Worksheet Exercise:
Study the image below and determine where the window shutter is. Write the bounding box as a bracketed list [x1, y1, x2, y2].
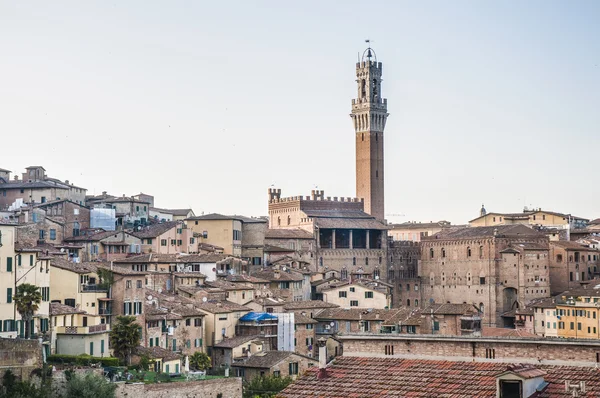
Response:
[7, 257, 12, 272]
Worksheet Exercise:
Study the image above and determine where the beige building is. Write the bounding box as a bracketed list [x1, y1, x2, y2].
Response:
[64, 229, 142, 262]
[49, 259, 111, 355]
[0, 166, 87, 210]
[195, 299, 251, 356]
[320, 281, 391, 309]
[469, 206, 588, 229]
[231, 351, 315, 381]
[133, 221, 197, 254]
[0, 223, 18, 337]
[213, 334, 266, 369]
[420, 224, 551, 328]
[548, 240, 599, 294]
[185, 214, 244, 257]
[389, 221, 452, 242]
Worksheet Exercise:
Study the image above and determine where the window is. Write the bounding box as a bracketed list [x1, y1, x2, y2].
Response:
[177, 239, 182, 246]
[415, 299, 419, 307]
[194, 318, 202, 327]
[7, 257, 12, 272]
[479, 246, 484, 258]
[190, 238, 195, 244]
[339, 291, 347, 298]
[161, 239, 167, 246]
[7, 288, 12, 303]
[430, 248, 434, 259]
[306, 324, 313, 330]
[407, 299, 411, 306]
[39, 230, 45, 240]
[480, 277, 486, 285]
[350, 300, 359, 307]
[136, 280, 142, 289]
[49, 229, 56, 240]
[171, 239, 176, 246]
[467, 247, 471, 257]
[485, 348, 495, 359]
[365, 257, 369, 265]
[414, 285, 419, 291]
[350, 287, 355, 292]
[365, 291, 374, 299]
[288, 362, 299, 376]
[29, 255, 33, 266]
[352, 257, 356, 266]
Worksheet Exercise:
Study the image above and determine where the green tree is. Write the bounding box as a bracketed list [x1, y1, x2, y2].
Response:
[65, 371, 116, 398]
[13, 283, 42, 339]
[96, 268, 114, 291]
[109, 315, 140, 365]
[0, 369, 48, 398]
[243, 374, 293, 398]
[189, 352, 211, 371]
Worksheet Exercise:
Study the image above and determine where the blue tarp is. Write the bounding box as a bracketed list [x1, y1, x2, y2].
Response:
[239, 312, 278, 322]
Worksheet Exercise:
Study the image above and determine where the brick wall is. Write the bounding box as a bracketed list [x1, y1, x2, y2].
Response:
[339, 334, 600, 365]
[0, 338, 42, 380]
[115, 377, 242, 398]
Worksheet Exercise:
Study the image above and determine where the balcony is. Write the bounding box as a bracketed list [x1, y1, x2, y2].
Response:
[316, 326, 338, 335]
[81, 284, 108, 292]
[55, 324, 109, 335]
[98, 308, 112, 315]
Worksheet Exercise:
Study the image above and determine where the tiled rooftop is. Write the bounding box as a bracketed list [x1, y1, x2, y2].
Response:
[278, 357, 600, 397]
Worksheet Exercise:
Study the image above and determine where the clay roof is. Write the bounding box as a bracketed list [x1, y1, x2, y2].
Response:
[226, 274, 269, 284]
[423, 303, 480, 316]
[231, 351, 299, 369]
[186, 213, 266, 223]
[64, 230, 135, 242]
[294, 313, 318, 324]
[134, 346, 181, 362]
[550, 241, 599, 251]
[132, 221, 179, 238]
[50, 302, 86, 315]
[265, 229, 314, 240]
[427, 224, 543, 240]
[263, 244, 296, 253]
[150, 207, 193, 217]
[482, 327, 538, 338]
[390, 221, 451, 230]
[251, 269, 304, 282]
[96, 263, 148, 275]
[315, 308, 411, 322]
[214, 335, 265, 349]
[313, 216, 388, 230]
[529, 297, 557, 309]
[196, 300, 251, 314]
[50, 258, 102, 274]
[278, 357, 600, 397]
[283, 301, 339, 311]
[205, 280, 253, 291]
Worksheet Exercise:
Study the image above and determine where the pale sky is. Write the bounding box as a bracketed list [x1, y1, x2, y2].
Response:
[1, 1, 598, 224]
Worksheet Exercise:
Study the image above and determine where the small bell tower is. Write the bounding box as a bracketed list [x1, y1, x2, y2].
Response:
[351, 42, 389, 221]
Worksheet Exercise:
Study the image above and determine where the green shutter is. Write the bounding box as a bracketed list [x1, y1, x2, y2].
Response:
[90, 342, 94, 356]
[199, 338, 202, 347]
[7, 288, 12, 304]
[17, 255, 21, 266]
[149, 338, 153, 347]
[6, 257, 12, 272]
[155, 337, 159, 347]
[30, 255, 33, 266]
[172, 339, 176, 351]
[175, 364, 179, 374]
[166, 364, 169, 374]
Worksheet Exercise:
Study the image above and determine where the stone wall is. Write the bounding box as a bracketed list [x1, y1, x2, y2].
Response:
[0, 338, 42, 380]
[115, 377, 242, 398]
[339, 334, 600, 366]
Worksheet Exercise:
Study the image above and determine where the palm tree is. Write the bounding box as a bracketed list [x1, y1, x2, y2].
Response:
[109, 316, 141, 365]
[13, 283, 42, 339]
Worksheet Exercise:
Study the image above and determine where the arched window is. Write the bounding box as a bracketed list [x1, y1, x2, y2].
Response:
[277, 217, 281, 227]
[373, 268, 380, 279]
[361, 79, 366, 98]
[430, 248, 434, 259]
[479, 302, 484, 314]
[441, 248, 446, 258]
[479, 246, 484, 258]
[287, 215, 291, 226]
[415, 299, 418, 307]
[365, 257, 369, 266]
[467, 247, 471, 257]
[407, 299, 411, 307]
[341, 268, 348, 280]
[352, 257, 356, 266]
[319, 257, 323, 267]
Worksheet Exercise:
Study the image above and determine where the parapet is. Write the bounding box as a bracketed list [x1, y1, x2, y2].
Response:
[355, 61, 383, 70]
[267, 188, 364, 206]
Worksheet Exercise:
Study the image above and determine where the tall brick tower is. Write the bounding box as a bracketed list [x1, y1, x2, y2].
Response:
[351, 45, 388, 221]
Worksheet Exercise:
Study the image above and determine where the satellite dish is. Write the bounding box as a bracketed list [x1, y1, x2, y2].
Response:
[282, 267, 287, 271]
[147, 295, 153, 300]
[202, 297, 208, 302]
[157, 288, 163, 293]
[60, 248, 65, 253]
[330, 321, 335, 327]
[375, 275, 379, 280]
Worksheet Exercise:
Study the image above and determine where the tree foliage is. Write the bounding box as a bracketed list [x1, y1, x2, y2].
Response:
[65, 371, 116, 398]
[109, 316, 140, 365]
[0, 370, 48, 398]
[96, 268, 114, 291]
[243, 374, 293, 398]
[13, 283, 42, 339]
[189, 352, 211, 371]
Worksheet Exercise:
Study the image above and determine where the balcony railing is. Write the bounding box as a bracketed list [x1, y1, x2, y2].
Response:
[81, 284, 108, 292]
[98, 308, 112, 315]
[55, 324, 109, 335]
[316, 327, 338, 335]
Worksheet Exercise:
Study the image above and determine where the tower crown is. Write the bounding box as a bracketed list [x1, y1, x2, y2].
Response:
[350, 47, 388, 133]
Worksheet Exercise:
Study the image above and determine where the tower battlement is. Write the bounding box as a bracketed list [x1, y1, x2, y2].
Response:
[356, 61, 383, 70]
[267, 188, 363, 205]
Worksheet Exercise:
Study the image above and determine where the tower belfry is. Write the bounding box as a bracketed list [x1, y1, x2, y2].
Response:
[351, 44, 388, 221]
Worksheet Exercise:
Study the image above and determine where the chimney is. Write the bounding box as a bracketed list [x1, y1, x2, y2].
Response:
[317, 337, 328, 379]
[65, 180, 69, 184]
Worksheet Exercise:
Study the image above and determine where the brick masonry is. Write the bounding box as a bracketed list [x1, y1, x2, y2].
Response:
[339, 334, 600, 366]
[0, 338, 43, 380]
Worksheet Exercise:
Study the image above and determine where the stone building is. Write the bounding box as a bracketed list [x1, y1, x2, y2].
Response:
[548, 240, 599, 294]
[267, 189, 387, 279]
[231, 351, 315, 381]
[388, 221, 452, 242]
[469, 205, 589, 230]
[86, 192, 150, 228]
[350, 46, 388, 221]
[388, 240, 421, 308]
[420, 224, 551, 327]
[0, 166, 87, 210]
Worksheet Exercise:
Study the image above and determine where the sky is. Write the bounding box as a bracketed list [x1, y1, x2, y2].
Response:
[0, 1, 599, 225]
